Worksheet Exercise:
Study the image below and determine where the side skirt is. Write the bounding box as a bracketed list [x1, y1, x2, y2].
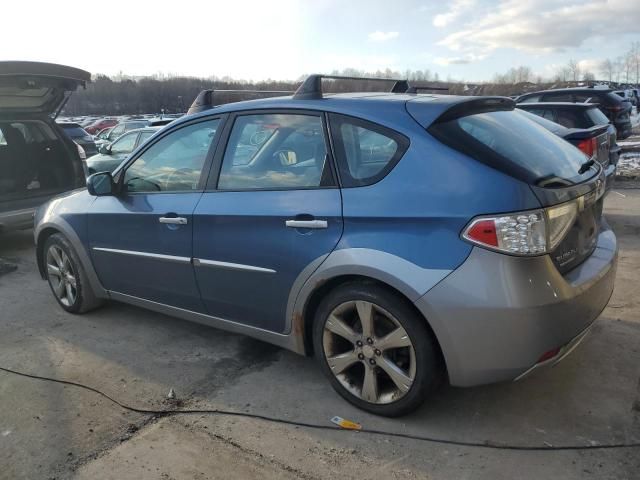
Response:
[108, 291, 305, 354]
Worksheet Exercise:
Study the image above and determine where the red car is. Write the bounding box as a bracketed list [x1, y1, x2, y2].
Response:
[85, 118, 118, 134]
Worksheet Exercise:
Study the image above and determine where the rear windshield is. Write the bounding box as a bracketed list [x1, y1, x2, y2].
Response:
[586, 107, 610, 126]
[429, 110, 596, 187]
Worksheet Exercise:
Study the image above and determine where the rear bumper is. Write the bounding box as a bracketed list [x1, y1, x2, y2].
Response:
[604, 163, 616, 192]
[415, 222, 618, 387]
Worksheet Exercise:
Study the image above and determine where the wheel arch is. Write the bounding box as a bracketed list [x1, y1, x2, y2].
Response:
[298, 272, 449, 382]
[35, 220, 108, 298]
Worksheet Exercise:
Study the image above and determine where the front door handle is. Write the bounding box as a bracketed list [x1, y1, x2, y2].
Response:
[285, 219, 328, 229]
[159, 217, 188, 225]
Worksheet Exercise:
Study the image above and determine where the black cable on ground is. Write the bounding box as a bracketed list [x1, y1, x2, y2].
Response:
[1, 365, 639, 452]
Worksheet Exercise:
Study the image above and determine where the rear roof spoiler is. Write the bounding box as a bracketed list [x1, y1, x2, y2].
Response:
[406, 96, 515, 128]
[432, 97, 515, 124]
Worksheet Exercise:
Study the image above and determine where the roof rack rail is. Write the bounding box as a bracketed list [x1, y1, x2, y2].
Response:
[187, 89, 294, 115]
[293, 74, 409, 100]
[405, 85, 449, 93]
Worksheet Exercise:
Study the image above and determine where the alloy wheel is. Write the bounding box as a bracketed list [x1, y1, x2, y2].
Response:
[46, 245, 78, 307]
[322, 300, 416, 404]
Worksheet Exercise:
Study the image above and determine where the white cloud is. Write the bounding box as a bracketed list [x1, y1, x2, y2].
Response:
[434, 54, 487, 66]
[437, 0, 640, 61]
[368, 31, 400, 42]
[433, 0, 476, 27]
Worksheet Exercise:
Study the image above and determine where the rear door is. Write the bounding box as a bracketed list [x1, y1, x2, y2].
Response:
[192, 110, 343, 333]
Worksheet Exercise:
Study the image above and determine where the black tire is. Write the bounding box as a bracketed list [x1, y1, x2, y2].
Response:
[43, 233, 103, 314]
[313, 282, 443, 417]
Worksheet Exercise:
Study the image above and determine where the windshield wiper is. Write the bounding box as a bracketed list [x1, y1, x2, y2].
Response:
[578, 158, 595, 174]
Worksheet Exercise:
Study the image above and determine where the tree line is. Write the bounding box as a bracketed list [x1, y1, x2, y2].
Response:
[63, 56, 640, 116]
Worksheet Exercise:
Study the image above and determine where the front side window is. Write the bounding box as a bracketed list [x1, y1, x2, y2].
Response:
[329, 114, 408, 187]
[217, 113, 331, 190]
[110, 132, 138, 154]
[124, 119, 219, 193]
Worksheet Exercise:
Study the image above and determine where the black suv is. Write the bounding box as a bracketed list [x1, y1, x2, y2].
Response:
[516, 102, 621, 168]
[58, 122, 98, 156]
[516, 88, 632, 139]
[0, 62, 88, 232]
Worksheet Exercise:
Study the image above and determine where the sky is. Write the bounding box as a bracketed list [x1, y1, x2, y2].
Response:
[2, 0, 639, 82]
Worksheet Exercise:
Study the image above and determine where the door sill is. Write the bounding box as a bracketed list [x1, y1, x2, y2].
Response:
[107, 291, 303, 354]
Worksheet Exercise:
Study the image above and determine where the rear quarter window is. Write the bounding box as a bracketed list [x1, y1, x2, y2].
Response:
[429, 110, 596, 187]
[328, 114, 408, 187]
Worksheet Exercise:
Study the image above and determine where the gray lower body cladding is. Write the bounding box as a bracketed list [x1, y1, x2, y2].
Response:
[415, 223, 617, 387]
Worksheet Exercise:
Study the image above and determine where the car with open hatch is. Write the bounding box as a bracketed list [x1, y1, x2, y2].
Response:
[0, 61, 89, 233]
[34, 75, 618, 416]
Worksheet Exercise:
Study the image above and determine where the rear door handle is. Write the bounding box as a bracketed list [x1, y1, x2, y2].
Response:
[285, 219, 328, 229]
[159, 217, 188, 225]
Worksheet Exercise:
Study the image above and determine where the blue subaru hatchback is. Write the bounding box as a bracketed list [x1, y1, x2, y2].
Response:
[35, 74, 617, 416]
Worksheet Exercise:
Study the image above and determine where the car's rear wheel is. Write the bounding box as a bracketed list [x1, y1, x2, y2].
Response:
[44, 233, 103, 314]
[313, 282, 442, 417]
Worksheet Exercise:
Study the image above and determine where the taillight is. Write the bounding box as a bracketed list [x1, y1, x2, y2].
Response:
[462, 201, 578, 256]
[577, 138, 597, 158]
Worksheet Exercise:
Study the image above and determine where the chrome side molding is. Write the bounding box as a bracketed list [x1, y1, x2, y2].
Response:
[92, 247, 191, 264]
[193, 258, 276, 273]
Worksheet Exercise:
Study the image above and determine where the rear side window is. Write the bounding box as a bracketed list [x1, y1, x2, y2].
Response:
[518, 94, 541, 103]
[429, 110, 596, 187]
[329, 114, 408, 187]
[543, 92, 573, 102]
[217, 113, 332, 190]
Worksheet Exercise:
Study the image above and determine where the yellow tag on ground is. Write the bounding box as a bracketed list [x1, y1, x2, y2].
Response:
[331, 416, 362, 430]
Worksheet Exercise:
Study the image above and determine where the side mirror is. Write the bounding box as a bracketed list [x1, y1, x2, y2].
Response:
[87, 172, 114, 196]
[99, 144, 111, 155]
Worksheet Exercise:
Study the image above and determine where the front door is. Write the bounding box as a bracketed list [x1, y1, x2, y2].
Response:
[88, 118, 223, 312]
[193, 111, 343, 333]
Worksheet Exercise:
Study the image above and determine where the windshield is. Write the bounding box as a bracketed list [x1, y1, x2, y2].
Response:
[429, 110, 596, 187]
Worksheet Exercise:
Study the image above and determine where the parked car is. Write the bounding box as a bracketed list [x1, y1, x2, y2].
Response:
[0, 61, 89, 232]
[613, 90, 637, 107]
[86, 127, 159, 174]
[85, 117, 118, 135]
[516, 87, 633, 139]
[516, 109, 613, 189]
[516, 102, 620, 184]
[103, 120, 151, 143]
[34, 76, 617, 416]
[57, 122, 98, 157]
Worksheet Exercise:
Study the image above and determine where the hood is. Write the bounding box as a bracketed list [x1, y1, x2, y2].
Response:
[0, 61, 90, 116]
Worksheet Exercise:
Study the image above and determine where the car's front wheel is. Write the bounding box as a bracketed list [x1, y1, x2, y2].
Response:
[313, 282, 443, 417]
[44, 233, 103, 314]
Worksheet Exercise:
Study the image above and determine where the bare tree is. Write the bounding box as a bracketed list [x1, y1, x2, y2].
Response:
[599, 59, 615, 83]
[567, 59, 581, 81]
[583, 71, 595, 81]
